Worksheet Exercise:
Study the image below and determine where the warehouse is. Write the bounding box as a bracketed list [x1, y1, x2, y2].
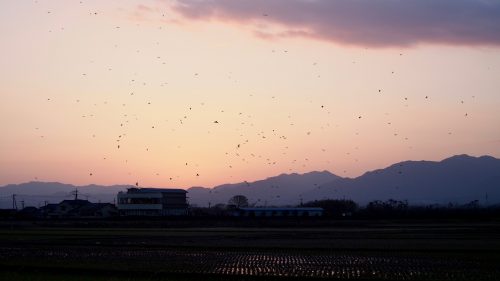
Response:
[231, 207, 324, 217]
[117, 188, 188, 216]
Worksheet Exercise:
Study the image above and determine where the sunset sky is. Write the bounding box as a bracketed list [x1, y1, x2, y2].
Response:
[1, 0, 499, 188]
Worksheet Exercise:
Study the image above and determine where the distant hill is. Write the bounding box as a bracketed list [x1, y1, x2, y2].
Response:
[1, 155, 499, 208]
[0, 182, 130, 208]
[187, 171, 340, 207]
[188, 155, 500, 206]
[301, 155, 500, 205]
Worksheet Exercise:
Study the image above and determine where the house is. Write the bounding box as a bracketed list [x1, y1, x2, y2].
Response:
[0, 209, 17, 219]
[39, 203, 59, 218]
[117, 188, 188, 216]
[70, 203, 118, 218]
[57, 199, 92, 217]
[39, 200, 118, 218]
[16, 206, 40, 219]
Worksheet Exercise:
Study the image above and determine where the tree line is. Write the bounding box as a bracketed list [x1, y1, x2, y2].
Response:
[190, 195, 500, 219]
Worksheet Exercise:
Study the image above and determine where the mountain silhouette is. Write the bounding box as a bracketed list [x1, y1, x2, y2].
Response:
[302, 155, 500, 205]
[0, 182, 129, 208]
[1, 155, 499, 208]
[187, 171, 340, 207]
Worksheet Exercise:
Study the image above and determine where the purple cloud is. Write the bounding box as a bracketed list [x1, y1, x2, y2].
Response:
[173, 0, 500, 47]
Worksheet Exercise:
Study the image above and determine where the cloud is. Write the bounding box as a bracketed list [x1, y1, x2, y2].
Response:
[173, 0, 500, 48]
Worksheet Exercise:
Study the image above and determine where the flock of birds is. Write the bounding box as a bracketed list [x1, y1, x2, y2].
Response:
[28, 1, 479, 192]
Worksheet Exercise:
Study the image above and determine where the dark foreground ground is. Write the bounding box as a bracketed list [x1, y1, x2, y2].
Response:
[1, 219, 499, 281]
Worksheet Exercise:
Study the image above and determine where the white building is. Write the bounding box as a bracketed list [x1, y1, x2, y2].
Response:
[117, 188, 188, 216]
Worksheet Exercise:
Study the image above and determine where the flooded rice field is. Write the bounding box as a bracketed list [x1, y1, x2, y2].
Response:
[0, 246, 498, 280]
[1, 222, 499, 280]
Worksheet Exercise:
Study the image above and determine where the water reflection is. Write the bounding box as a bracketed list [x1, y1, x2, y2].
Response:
[0, 247, 486, 280]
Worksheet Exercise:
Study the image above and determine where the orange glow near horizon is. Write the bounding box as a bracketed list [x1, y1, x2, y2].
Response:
[1, 1, 499, 189]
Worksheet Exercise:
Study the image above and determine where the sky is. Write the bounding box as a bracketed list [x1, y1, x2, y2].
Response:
[1, 0, 499, 188]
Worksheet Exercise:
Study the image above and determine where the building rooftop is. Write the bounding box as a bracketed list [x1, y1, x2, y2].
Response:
[124, 188, 187, 194]
[239, 207, 324, 211]
[60, 199, 91, 206]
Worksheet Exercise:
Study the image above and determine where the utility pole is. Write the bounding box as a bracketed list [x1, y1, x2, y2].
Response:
[12, 194, 17, 210]
[72, 189, 79, 200]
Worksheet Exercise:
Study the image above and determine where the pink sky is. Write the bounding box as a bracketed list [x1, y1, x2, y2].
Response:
[0, 0, 499, 188]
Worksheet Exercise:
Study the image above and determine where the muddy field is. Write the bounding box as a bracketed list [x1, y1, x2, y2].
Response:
[1, 220, 499, 281]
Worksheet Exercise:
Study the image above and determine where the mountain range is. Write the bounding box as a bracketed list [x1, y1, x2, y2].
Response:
[1, 154, 499, 209]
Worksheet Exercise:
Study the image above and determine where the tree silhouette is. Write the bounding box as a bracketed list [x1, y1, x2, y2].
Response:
[303, 199, 358, 217]
[228, 195, 249, 208]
